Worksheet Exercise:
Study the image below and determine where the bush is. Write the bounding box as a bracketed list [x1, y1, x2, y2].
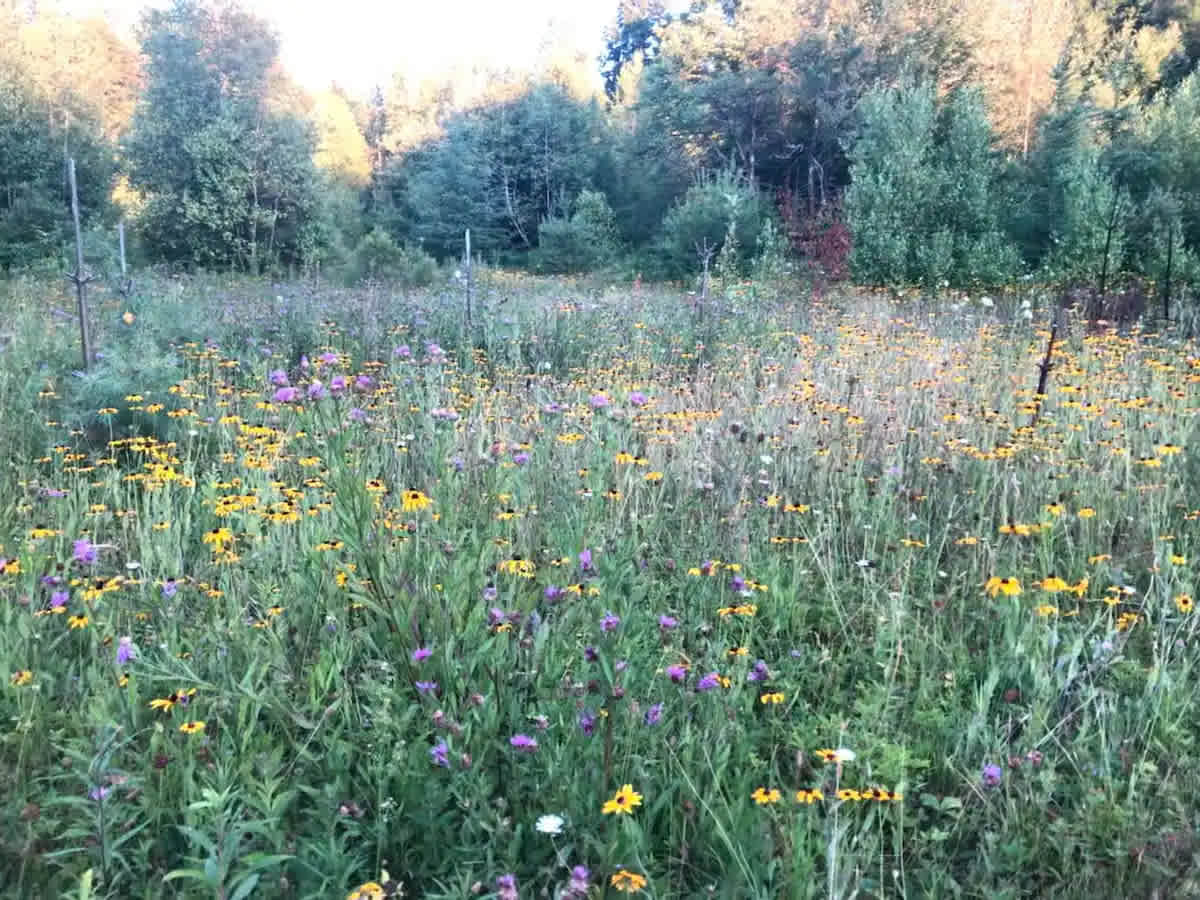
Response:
[532, 190, 621, 274]
[346, 228, 438, 287]
[657, 171, 768, 279]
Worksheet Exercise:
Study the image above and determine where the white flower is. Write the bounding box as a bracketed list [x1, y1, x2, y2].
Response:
[535, 813, 564, 835]
[832, 748, 856, 763]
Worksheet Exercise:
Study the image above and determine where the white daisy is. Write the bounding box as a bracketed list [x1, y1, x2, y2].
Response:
[535, 813, 564, 835]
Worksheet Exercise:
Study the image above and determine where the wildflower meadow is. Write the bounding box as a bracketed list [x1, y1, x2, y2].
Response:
[1, 271, 1199, 899]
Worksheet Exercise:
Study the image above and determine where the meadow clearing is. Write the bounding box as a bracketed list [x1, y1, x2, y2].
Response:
[1, 271, 1198, 899]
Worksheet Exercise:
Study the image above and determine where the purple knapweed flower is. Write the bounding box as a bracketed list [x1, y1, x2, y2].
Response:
[347, 407, 368, 423]
[512, 451, 531, 466]
[510, 734, 538, 752]
[589, 393, 609, 409]
[412, 647, 432, 663]
[483, 584, 498, 603]
[584, 646, 599, 663]
[658, 614, 678, 630]
[272, 386, 299, 404]
[544, 585, 565, 603]
[645, 703, 663, 726]
[578, 548, 593, 572]
[600, 611, 620, 633]
[981, 764, 1003, 788]
[89, 786, 111, 802]
[578, 710, 596, 736]
[50, 589, 70, 607]
[73, 538, 98, 565]
[415, 681, 437, 694]
[496, 874, 518, 900]
[299, 355, 309, 370]
[329, 375, 346, 393]
[393, 344, 412, 358]
[629, 390, 648, 407]
[666, 664, 687, 683]
[747, 660, 769, 682]
[430, 740, 449, 767]
[567, 865, 590, 897]
[161, 579, 177, 599]
[355, 375, 373, 390]
[730, 574, 747, 593]
[269, 369, 289, 386]
[116, 636, 135, 665]
[696, 672, 721, 692]
[319, 351, 338, 365]
[307, 380, 326, 400]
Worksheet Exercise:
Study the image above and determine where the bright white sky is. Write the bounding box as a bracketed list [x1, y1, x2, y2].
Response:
[52, 0, 622, 97]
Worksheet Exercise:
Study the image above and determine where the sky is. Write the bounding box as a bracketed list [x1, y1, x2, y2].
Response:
[53, 0, 622, 97]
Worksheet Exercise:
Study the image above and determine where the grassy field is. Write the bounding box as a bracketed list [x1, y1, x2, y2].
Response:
[1, 270, 1199, 899]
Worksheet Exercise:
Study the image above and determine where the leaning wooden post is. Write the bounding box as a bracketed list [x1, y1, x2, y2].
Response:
[68, 158, 93, 371]
[118, 221, 127, 277]
[464, 228, 473, 333]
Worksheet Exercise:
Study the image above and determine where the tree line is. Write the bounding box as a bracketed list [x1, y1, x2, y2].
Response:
[2, 0, 1200, 295]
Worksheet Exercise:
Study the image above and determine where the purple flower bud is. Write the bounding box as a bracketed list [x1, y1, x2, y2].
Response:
[645, 702, 663, 726]
[579, 548, 593, 572]
[578, 710, 596, 736]
[600, 611, 620, 633]
[981, 764, 1003, 788]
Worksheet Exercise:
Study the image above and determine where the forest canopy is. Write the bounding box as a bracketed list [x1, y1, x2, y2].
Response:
[2, 0, 1199, 292]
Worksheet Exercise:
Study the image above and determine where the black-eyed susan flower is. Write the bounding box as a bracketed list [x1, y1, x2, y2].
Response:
[346, 881, 386, 900]
[759, 692, 784, 705]
[401, 489, 431, 511]
[67, 614, 89, 630]
[836, 788, 863, 802]
[602, 783, 642, 815]
[985, 576, 1022, 597]
[1175, 594, 1194, 614]
[610, 870, 647, 893]
[795, 788, 823, 805]
[751, 787, 781, 805]
[179, 721, 205, 734]
[1037, 575, 1070, 593]
[10, 670, 33, 686]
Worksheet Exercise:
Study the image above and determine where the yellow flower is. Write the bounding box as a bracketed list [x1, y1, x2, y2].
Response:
[179, 721, 206, 734]
[955, 536, 979, 546]
[10, 669, 33, 686]
[122, 311, 135, 325]
[985, 576, 1022, 597]
[401, 489, 432, 511]
[644, 471, 664, 482]
[795, 788, 823, 805]
[836, 789, 863, 801]
[610, 870, 648, 893]
[602, 783, 643, 815]
[752, 787, 781, 805]
[1175, 594, 1194, 614]
[1077, 507, 1096, 519]
[1037, 575, 1069, 593]
[67, 615, 90, 630]
[1035, 604, 1059, 617]
[347, 882, 386, 900]
[1044, 502, 1064, 517]
[1169, 554, 1186, 566]
[759, 692, 784, 705]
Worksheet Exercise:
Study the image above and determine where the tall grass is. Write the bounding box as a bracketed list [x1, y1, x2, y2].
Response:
[1, 271, 1198, 899]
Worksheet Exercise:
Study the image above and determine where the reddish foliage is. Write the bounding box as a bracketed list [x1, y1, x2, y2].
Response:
[778, 189, 851, 282]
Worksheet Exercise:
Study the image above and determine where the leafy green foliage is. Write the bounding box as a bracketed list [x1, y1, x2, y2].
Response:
[846, 82, 1022, 287]
[125, 0, 324, 272]
[656, 170, 770, 279]
[532, 190, 621, 274]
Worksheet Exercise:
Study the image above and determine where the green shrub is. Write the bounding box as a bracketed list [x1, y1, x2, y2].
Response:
[532, 190, 621, 274]
[656, 171, 767, 279]
[346, 228, 438, 287]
